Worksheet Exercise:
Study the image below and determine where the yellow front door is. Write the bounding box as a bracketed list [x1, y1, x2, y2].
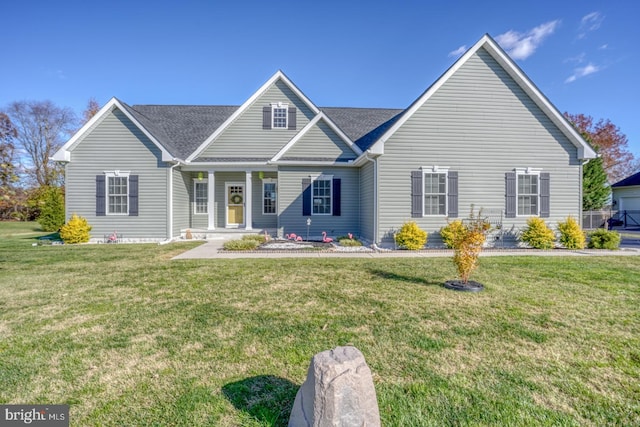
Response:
[227, 185, 244, 226]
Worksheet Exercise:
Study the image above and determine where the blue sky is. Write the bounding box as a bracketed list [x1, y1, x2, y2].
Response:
[2, 0, 638, 157]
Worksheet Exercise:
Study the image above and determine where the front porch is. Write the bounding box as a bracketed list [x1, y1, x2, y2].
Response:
[175, 168, 278, 234]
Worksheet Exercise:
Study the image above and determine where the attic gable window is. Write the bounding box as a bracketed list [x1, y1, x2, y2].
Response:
[263, 103, 296, 130]
[272, 104, 287, 128]
[272, 103, 288, 128]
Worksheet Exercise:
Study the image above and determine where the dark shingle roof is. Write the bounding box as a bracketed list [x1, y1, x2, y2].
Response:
[321, 107, 405, 151]
[118, 102, 404, 159]
[612, 171, 640, 187]
[125, 104, 239, 159]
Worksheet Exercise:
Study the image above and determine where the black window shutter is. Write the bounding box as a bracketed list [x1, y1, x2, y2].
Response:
[288, 107, 297, 130]
[411, 170, 423, 218]
[262, 106, 271, 130]
[539, 172, 550, 218]
[448, 171, 458, 218]
[302, 178, 311, 216]
[129, 175, 139, 216]
[505, 172, 516, 218]
[332, 178, 341, 216]
[96, 175, 105, 216]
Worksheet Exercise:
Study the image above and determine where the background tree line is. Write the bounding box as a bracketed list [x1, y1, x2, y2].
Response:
[0, 98, 98, 229]
[0, 98, 637, 230]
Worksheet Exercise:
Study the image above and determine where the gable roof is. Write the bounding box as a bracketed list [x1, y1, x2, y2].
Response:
[124, 105, 238, 160]
[612, 171, 640, 188]
[52, 97, 176, 162]
[320, 107, 404, 151]
[186, 70, 321, 162]
[368, 34, 597, 160]
[271, 112, 362, 162]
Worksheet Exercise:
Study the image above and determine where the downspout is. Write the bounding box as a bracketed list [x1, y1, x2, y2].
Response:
[364, 152, 378, 245]
[161, 160, 181, 244]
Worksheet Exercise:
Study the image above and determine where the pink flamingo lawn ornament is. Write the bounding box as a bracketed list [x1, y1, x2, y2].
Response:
[322, 231, 333, 243]
[285, 233, 303, 241]
[295, 235, 303, 241]
[348, 233, 353, 240]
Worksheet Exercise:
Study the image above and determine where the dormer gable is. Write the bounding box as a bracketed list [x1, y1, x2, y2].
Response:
[187, 71, 320, 162]
[272, 113, 362, 163]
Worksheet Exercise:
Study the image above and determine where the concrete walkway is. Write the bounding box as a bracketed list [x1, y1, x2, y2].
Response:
[172, 238, 640, 260]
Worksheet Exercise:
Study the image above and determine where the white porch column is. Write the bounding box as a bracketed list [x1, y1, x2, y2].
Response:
[245, 171, 253, 230]
[207, 170, 215, 230]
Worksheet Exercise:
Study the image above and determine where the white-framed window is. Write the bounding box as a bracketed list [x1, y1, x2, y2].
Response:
[312, 176, 332, 215]
[262, 179, 277, 215]
[194, 179, 208, 214]
[272, 102, 288, 129]
[106, 171, 129, 215]
[423, 168, 448, 216]
[517, 171, 539, 216]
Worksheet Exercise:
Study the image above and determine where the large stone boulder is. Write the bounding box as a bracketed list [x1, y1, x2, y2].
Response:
[289, 346, 380, 427]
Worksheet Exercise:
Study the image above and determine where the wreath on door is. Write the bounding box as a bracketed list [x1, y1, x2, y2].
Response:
[230, 193, 243, 204]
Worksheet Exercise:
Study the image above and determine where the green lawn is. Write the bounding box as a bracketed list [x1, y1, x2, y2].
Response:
[1, 222, 639, 426]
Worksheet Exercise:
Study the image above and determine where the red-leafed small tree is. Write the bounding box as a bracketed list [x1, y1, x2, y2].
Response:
[565, 113, 638, 184]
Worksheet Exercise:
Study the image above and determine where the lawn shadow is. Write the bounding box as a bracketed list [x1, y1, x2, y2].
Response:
[368, 268, 444, 287]
[222, 375, 298, 427]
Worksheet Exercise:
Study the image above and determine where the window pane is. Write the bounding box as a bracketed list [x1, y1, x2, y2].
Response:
[108, 176, 128, 214]
[273, 107, 287, 128]
[517, 174, 539, 215]
[423, 173, 446, 215]
[312, 179, 331, 214]
[263, 182, 276, 214]
[195, 182, 208, 214]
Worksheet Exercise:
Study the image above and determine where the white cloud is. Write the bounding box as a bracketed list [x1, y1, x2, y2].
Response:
[495, 20, 560, 60]
[578, 12, 604, 38]
[448, 45, 467, 57]
[565, 63, 600, 83]
[581, 12, 604, 31]
[598, 44, 608, 50]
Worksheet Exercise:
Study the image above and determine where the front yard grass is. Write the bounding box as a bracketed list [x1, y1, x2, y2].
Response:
[0, 222, 639, 426]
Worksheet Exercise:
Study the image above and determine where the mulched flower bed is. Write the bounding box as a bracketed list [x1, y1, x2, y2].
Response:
[258, 240, 336, 251]
[443, 280, 484, 292]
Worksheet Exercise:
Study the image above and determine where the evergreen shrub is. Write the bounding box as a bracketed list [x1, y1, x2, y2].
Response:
[37, 186, 65, 232]
[440, 220, 466, 249]
[59, 214, 92, 244]
[557, 216, 586, 249]
[519, 217, 556, 249]
[395, 221, 427, 250]
[588, 229, 621, 250]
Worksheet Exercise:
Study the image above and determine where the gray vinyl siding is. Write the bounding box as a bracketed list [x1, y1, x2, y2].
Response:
[252, 172, 278, 230]
[65, 108, 169, 239]
[283, 121, 357, 161]
[359, 161, 375, 242]
[173, 169, 190, 236]
[277, 167, 359, 239]
[377, 47, 580, 245]
[198, 80, 315, 159]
